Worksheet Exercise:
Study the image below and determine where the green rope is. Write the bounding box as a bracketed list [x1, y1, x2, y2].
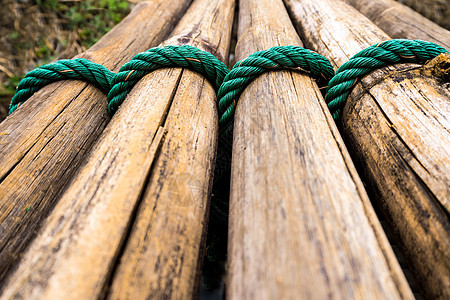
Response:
[9, 45, 334, 130]
[217, 46, 335, 135]
[326, 39, 449, 120]
[9, 59, 115, 114]
[107, 45, 229, 115]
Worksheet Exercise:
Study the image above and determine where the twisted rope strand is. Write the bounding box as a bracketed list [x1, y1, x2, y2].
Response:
[106, 45, 229, 115]
[325, 39, 449, 120]
[216, 45, 335, 135]
[9, 59, 115, 114]
[10, 41, 447, 127]
[9, 45, 335, 130]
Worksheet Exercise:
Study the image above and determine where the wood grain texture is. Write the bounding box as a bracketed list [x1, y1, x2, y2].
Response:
[284, 0, 450, 297]
[0, 0, 192, 284]
[109, 0, 234, 298]
[227, 0, 413, 299]
[342, 0, 450, 49]
[0, 0, 234, 299]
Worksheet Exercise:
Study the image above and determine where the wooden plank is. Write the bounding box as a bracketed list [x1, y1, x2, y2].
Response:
[342, 0, 450, 49]
[227, 0, 413, 299]
[0, 0, 192, 284]
[0, 0, 234, 299]
[284, 0, 450, 298]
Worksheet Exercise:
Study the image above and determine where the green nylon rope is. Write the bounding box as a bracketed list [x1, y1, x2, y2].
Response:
[107, 45, 229, 115]
[217, 46, 335, 135]
[9, 44, 334, 136]
[326, 39, 449, 120]
[9, 59, 115, 114]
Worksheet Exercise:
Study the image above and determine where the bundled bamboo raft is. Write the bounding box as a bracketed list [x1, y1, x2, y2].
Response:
[0, 0, 191, 283]
[0, 0, 448, 299]
[284, 0, 449, 297]
[0, 0, 234, 299]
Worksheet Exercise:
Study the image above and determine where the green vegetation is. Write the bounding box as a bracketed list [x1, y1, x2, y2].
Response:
[36, 0, 130, 49]
[0, 75, 23, 97]
[59, 0, 129, 47]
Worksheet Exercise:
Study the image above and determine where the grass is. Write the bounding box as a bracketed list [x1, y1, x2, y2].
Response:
[35, 0, 130, 47]
[0, 0, 133, 121]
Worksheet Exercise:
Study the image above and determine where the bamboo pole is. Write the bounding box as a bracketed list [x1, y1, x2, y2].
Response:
[226, 0, 413, 299]
[397, 0, 450, 30]
[284, 0, 450, 298]
[0, 0, 234, 299]
[0, 0, 191, 284]
[342, 0, 450, 49]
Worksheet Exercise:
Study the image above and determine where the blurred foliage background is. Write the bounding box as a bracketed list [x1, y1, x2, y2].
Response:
[0, 0, 136, 120]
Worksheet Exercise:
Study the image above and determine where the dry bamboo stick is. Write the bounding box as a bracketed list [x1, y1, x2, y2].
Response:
[226, 0, 413, 299]
[0, 0, 192, 284]
[342, 0, 450, 49]
[0, 0, 234, 299]
[284, 0, 450, 297]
